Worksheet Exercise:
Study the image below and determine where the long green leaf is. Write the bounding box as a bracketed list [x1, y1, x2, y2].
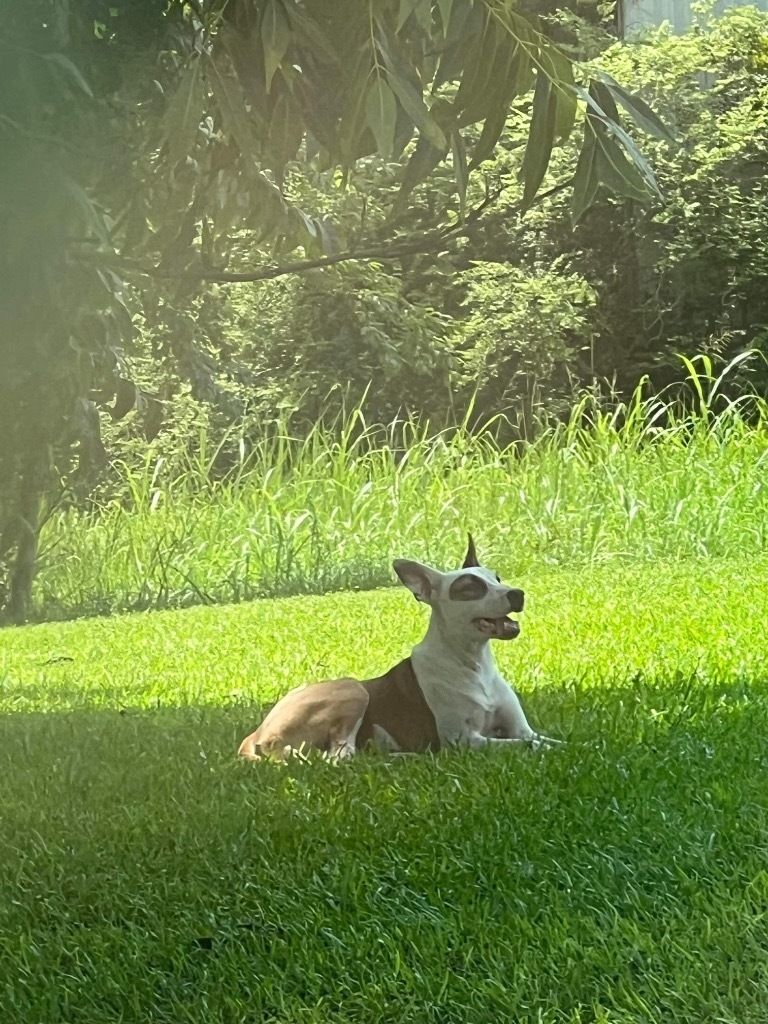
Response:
[397, 0, 432, 33]
[437, 0, 454, 33]
[570, 128, 599, 226]
[394, 136, 447, 211]
[208, 58, 256, 155]
[597, 72, 678, 144]
[593, 127, 652, 202]
[377, 29, 447, 150]
[520, 71, 557, 208]
[590, 80, 653, 199]
[161, 62, 204, 167]
[365, 76, 398, 159]
[397, 0, 421, 32]
[432, 1, 481, 90]
[63, 177, 108, 243]
[591, 80, 620, 123]
[261, 0, 291, 92]
[284, 5, 339, 66]
[576, 85, 662, 198]
[268, 92, 305, 179]
[468, 93, 509, 171]
[512, 43, 534, 96]
[454, 12, 500, 126]
[549, 49, 577, 142]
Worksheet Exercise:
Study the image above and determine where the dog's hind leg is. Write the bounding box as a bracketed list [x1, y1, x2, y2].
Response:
[239, 678, 369, 762]
[238, 737, 264, 760]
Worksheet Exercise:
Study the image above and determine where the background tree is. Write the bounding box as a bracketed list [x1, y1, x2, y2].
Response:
[0, 0, 671, 620]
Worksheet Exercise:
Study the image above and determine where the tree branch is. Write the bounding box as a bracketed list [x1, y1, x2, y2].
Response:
[78, 179, 574, 285]
[189, 178, 573, 283]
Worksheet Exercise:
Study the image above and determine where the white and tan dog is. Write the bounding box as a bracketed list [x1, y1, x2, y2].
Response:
[238, 535, 561, 760]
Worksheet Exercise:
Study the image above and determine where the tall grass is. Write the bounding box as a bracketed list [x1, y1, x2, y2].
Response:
[34, 356, 768, 618]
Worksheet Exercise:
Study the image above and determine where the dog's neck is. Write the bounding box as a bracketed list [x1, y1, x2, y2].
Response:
[414, 607, 497, 676]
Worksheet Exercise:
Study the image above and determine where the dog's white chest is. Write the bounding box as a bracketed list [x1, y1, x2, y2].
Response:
[411, 646, 506, 741]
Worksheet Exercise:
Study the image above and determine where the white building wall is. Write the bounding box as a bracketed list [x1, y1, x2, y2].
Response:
[619, 0, 768, 35]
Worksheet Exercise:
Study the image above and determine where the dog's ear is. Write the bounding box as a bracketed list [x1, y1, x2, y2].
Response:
[462, 532, 480, 569]
[392, 560, 436, 604]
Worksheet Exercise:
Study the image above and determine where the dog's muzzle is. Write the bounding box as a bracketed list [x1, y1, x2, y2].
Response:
[475, 588, 524, 641]
[473, 588, 525, 640]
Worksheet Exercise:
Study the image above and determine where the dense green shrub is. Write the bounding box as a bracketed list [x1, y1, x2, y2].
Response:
[585, 7, 768, 388]
[225, 263, 455, 429]
[145, 9, 768, 442]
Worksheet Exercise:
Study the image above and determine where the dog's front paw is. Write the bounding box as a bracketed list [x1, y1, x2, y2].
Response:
[530, 733, 565, 752]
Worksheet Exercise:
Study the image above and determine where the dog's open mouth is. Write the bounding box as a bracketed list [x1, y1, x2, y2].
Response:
[474, 616, 520, 640]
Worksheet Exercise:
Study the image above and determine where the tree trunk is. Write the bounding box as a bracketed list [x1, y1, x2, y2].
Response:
[6, 460, 42, 624]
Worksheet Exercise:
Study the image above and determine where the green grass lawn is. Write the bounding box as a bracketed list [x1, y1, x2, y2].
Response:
[2, 555, 768, 1023]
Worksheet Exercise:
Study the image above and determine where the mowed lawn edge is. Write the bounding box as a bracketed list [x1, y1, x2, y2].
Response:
[2, 555, 767, 715]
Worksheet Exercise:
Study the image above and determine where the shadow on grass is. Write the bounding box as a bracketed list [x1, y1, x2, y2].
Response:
[1, 669, 765, 771]
[16, 559, 395, 627]
[1, 680, 767, 1024]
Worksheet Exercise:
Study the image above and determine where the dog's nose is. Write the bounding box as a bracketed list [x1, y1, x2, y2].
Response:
[506, 588, 524, 613]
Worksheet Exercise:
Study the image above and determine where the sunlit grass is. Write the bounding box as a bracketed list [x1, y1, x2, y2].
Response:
[1, 557, 768, 1023]
[33, 354, 768, 619]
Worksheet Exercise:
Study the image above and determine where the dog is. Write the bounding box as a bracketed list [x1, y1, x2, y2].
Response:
[238, 534, 561, 760]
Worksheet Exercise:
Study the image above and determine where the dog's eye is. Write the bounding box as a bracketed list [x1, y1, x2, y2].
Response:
[495, 574, 501, 583]
[448, 575, 488, 601]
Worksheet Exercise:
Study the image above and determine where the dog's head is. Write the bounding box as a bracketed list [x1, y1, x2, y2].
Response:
[393, 533, 524, 642]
